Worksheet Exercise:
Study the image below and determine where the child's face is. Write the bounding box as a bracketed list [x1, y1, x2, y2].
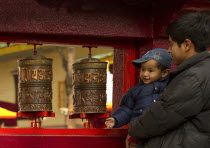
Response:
[140, 60, 167, 84]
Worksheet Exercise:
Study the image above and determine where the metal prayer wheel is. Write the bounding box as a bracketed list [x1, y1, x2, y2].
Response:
[18, 55, 53, 112]
[72, 54, 107, 113]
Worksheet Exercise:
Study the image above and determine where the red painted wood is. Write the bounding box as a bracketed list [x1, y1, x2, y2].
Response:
[123, 48, 136, 93]
[0, 35, 142, 49]
[153, 39, 169, 49]
[17, 111, 55, 118]
[112, 49, 124, 113]
[0, 128, 127, 136]
[0, 135, 126, 148]
[69, 113, 111, 128]
[0, 0, 152, 43]
[69, 113, 111, 119]
[1, 0, 204, 45]
[0, 0, 205, 45]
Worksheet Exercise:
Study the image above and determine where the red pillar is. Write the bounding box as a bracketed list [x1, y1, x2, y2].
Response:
[112, 49, 124, 113]
[112, 46, 137, 112]
[122, 48, 136, 93]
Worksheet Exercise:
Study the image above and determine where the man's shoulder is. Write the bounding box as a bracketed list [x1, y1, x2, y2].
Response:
[187, 58, 210, 76]
[169, 60, 210, 87]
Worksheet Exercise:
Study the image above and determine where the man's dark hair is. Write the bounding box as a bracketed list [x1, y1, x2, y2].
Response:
[166, 12, 210, 52]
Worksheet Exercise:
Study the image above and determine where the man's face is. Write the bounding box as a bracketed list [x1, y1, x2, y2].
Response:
[168, 36, 187, 65]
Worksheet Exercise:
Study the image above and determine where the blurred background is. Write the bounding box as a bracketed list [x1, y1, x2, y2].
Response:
[0, 44, 114, 128]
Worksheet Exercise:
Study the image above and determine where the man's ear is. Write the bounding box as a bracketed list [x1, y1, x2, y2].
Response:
[161, 69, 170, 78]
[184, 39, 193, 51]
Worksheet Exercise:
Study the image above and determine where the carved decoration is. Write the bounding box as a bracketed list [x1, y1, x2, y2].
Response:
[72, 60, 107, 113]
[18, 57, 53, 112]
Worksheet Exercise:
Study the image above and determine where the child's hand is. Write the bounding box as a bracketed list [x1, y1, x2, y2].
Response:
[105, 117, 115, 128]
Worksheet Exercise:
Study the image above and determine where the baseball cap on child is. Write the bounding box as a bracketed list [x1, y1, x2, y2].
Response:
[132, 48, 172, 68]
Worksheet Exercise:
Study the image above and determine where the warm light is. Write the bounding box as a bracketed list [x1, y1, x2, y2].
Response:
[69, 108, 74, 114]
[0, 107, 16, 119]
[106, 104, 112, 112]
[106, 70, 113, 112]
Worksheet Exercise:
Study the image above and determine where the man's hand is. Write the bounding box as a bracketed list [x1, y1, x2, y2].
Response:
[105, 117, 115, 128]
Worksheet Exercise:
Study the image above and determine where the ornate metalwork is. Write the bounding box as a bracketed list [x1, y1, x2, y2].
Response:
[18, 55, 53, 112]
[72, 57, 107, 113]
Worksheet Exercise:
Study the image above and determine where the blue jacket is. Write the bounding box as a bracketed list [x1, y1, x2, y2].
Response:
[112, 77, 169, 128]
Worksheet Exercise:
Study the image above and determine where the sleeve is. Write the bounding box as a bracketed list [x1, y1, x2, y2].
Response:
[128, 74, 204, 139]
[112, 89, 136, 128]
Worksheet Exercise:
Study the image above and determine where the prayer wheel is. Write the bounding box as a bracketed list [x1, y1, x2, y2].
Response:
[18, 55, 53, 112]
[72, 56, 107, 113]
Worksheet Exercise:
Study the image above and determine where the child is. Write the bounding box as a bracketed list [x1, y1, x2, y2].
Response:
[105, 48, 172, 148]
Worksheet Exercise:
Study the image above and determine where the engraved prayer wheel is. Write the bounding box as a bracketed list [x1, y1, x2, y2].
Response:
[72, 56, 107, 113]
[18, 55, 53, 112]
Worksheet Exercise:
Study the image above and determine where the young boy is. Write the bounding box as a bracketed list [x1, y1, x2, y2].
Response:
[105, 48, 172, 148]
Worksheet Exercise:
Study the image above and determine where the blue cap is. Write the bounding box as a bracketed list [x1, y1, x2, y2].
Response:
[132, 48, 172, 68]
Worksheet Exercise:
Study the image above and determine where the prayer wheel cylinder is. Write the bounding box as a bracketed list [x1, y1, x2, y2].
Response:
[18, 55, 53, 112]
[72, 57, 107, 113]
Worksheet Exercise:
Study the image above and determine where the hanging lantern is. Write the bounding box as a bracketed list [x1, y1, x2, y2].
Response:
[72, 47, 107, 113]
[18, 48, 53, 112]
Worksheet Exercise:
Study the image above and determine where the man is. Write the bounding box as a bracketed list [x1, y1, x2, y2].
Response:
[128, 12, 210, 148]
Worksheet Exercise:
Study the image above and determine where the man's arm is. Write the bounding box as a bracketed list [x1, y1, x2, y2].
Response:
[128, 74, 204, 139]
